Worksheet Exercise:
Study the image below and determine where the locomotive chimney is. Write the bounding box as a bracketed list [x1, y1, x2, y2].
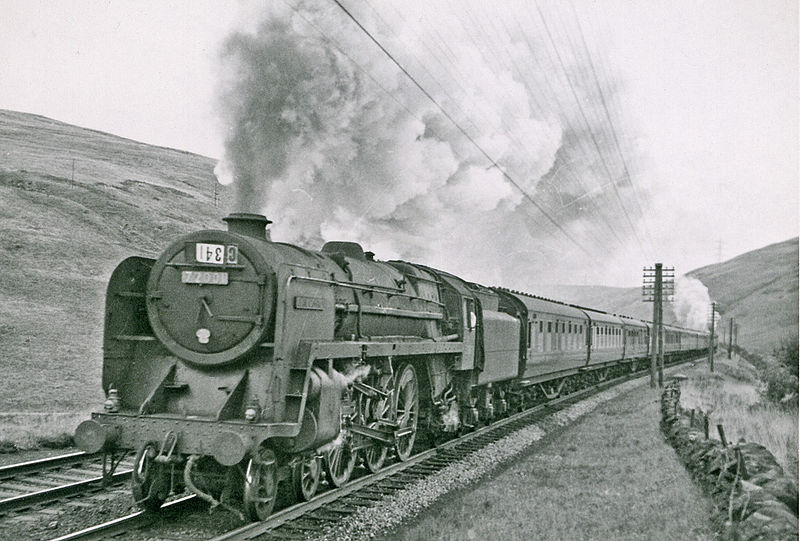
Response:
[223, 213, 272, 240]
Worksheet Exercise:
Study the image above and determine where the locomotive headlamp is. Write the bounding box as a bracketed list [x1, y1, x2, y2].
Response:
[196, 328, 211, 344]
[244, 401, 260, 422]
[104, 387, 120, 413]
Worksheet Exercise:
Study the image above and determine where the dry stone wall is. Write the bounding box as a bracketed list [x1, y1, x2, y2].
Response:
[661, 380, 798, 540]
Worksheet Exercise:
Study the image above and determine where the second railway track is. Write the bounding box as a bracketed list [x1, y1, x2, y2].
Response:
[0, 451, 134, 515]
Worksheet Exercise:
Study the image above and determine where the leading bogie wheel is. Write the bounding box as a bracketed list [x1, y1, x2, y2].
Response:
[243, 447, 278, 521]
[324, 443, 356, 487]
[393, 363, 419, 461]
[292, 455, 321, 502]
[131, 441, 169, 511]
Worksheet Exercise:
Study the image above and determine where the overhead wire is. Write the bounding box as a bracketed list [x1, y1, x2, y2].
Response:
[541, 2, 654, 260]
[360, 0, 488, 146]
[415, 0, 624, 254]
[366, 0, 638, 257]
[486, 9, 632, 250]
[568, 1, 656, 257]
[495, 7, 632, 249]
[533, 2, 649, 257]
[281, 0, 648, 264]
[365, 0, 572, 245]
[279, 0, 589, 255]
[331, 0, 594, 257]
[443, 0, 623, 250]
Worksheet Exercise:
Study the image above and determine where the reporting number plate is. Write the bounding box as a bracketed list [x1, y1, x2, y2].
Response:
[195, 243, 238, 264]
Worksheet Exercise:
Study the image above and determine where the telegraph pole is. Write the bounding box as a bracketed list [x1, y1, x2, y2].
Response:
[643, 264, 674, 388]
[708, 302, 718, 372]
[728, 318, 734, 359]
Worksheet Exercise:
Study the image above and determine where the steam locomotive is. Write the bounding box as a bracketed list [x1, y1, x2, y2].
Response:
[74, 213, 709, 520]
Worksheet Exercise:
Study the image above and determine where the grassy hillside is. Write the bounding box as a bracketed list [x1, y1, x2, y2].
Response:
[0, 109, 230, 412]
[689, 238, 798, 352]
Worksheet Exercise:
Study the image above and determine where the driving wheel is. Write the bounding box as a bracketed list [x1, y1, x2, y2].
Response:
[292, 455, 321, 501]
[324, 443, 357, 487]
[393, 363, 419, 461]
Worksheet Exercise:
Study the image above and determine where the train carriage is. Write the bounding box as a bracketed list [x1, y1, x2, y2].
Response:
[620, 315, 649, 361]
[496, 291, 590, 383]
[583, 310, 625, 364]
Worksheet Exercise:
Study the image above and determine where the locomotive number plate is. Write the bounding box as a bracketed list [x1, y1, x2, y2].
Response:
[181, 271, 229, 285]
[195, 243, 238, 265]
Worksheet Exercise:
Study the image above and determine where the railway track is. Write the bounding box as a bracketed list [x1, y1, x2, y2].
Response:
[0, 451, 134, 515]
[48, 495, 200, 541]
[38, 356, 700, 541]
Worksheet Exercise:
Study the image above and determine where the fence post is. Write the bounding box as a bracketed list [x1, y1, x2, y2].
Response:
[717, 424, 727, 447]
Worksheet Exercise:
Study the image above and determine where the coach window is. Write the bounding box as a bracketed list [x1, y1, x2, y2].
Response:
[567, 322, 572, 349]
[527, 321, 533, 348]
[539, 321, 544, 351]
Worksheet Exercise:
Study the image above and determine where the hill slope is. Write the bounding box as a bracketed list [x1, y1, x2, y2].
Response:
[689, 238, 798, 352]
[0, 109, 231, 411]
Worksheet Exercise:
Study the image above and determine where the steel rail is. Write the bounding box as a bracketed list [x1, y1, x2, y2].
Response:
[47, 495, 199, 541]
[0, 452, 99, 481]
[0, 469, 131, 514]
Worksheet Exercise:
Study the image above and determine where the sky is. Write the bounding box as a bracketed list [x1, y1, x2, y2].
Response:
[1, 0, 797, 288]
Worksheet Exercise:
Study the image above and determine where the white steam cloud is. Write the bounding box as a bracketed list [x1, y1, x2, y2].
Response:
[673, 275, 712, 330]
[215, 2, 648, 287]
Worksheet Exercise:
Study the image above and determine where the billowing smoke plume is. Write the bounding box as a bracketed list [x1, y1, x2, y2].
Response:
[673, 275, 712, 330]
[215, 1, 648, 287]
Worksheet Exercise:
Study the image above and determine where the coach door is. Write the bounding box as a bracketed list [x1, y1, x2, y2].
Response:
[462, 297, 478, 368]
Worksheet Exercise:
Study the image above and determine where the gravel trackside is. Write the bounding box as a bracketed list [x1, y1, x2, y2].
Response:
[386, 377, 715, 541]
